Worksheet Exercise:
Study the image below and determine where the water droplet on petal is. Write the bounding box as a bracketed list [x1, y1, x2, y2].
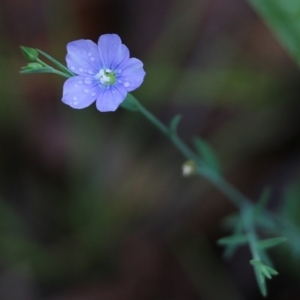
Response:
[91, 92, 96, 96]
[84, 78, 92, 85]
[88, 52, 92, 56]
[90, 57, 95, 61]
[84, 89, 89, 93]
[79, 68, 84, 72]
[71, 66, 75, 70]
[74, 84, 78, 88]
[79, 81, 83, 84]
[73, 97, 78, 105]
[88, 69, 94, 74]
[124, 82, 130, 87]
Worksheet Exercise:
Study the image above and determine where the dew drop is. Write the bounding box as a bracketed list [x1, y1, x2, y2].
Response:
[84, 78, 92, 85]
[91, 92, 96, 96]
[124, 82, 130, 87]
[71, 66, 75, 70]
[73, 97, 78, 105]
[79, 68, 84, 72]
[90, 57, 95, 61]
[79, 81, 83, 84]
[88, 69, 94, 74]
[88, 52, 92, 56]
[84, 89, 89, 93]
[74, 84, 78, 88]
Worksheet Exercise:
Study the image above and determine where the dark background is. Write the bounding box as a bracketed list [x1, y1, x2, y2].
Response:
[0, 0, 300, 299]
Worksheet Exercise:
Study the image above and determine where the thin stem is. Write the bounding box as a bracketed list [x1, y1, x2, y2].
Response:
[51, 69, 72, 78]
[135, 100, 252, 209]
[36, 58, 71, 78]
[242, 208, 261, 260]
[198, 166, 251, 209]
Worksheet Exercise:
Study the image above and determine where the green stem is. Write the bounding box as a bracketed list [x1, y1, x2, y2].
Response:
[135, 100, 252, 209]
[243, 208, 261, 260]
[36, 58, 71, 78]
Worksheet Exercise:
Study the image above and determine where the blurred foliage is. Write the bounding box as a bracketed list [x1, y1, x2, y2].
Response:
[250, 0, 300, 66]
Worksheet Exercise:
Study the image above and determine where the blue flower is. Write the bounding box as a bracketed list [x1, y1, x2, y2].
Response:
[62, 34, 146, 112]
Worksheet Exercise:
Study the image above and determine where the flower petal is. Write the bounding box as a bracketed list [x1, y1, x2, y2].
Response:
[62, 76, 99, 109]
[97, 34, 129, 69]
[96, 84, 127, 112]
[119, 58, 146, 92]
[66, 39, 101, 76]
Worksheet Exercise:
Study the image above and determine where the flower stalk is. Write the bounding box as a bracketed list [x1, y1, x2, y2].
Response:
[19, 38, 286, 296]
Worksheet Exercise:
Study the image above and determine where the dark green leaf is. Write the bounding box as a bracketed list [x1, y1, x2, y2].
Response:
[217, 234, 247, 246]
[249, 0, 300, 66]
[169, 114, 182, 135]
[20, 67, 55, 74]
[193, 137, 221, 174]
[254, 187, 271, 217]
[257, 237, 287, 249]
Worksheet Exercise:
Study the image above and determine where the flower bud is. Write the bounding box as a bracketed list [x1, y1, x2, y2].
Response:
[20, 46, 39, 61]
[182, 160, 197, 177]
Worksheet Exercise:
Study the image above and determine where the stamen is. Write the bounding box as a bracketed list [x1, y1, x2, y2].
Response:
[95, 68, 116, 85]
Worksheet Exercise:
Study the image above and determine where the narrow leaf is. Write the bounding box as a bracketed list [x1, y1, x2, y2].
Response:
[265, 266, 278, 276]
[257, 237, 287, 249]
[249, 0, 300, 67]
[193, 137, 221, 174]
[217, 234, 247, 246]
[20, 67, 55, 74]
[37, 49, 74, 76]
[254, 266, 267, 296]
[254, 187, 271, 217]
[169, 114, 182, 135]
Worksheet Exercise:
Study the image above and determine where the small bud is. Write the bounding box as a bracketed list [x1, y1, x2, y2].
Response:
[20, 46, 39, 61]
[182, 160, 197, 177]
[26, 62, 43, 69]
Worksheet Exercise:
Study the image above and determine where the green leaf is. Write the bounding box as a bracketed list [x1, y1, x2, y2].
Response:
[120, 93, 139, 111]
[249, 0, 300, 66]
[20, 62, 44, 71]
[20, 46, 39, 61]
[250, 259, 279, 296]
[37, 49, 74, 76]
[20, 66, 55, 74]
[217, 234, 247, 246]
[265, 266, 278, 276]
[252, 262, 267, 296]
[254, 187, 271, 217]
[193, 137, 221, 174]
[169, 114, 182, 136]
[257, 237, 287, 249]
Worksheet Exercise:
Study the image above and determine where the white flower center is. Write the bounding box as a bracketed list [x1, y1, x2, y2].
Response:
[95, 68, 116, 85]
